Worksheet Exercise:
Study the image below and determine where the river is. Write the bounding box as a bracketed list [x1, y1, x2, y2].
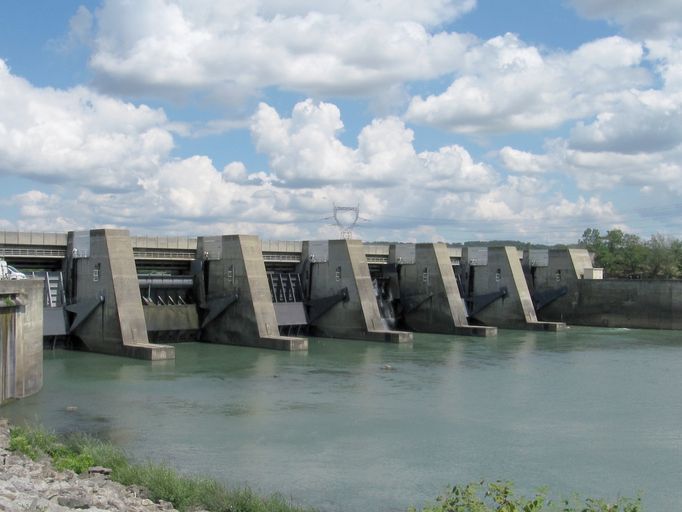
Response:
[3, 327, 681, 511]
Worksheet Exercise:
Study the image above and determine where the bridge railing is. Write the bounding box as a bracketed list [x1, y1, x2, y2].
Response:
[133, 250, 195, 260]
[0, 247, 66, 258]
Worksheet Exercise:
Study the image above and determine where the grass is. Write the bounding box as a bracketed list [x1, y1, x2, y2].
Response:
[9, 425, 316, 512]
[9, 425, 643, 512]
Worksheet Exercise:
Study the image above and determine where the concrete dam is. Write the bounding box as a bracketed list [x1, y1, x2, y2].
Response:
[2, 229, 679, 361]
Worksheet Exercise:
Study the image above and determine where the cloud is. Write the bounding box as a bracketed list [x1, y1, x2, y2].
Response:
[569, 90, 682, 154]
[498, 147, 551, 174]
[83, 0, 475, 100]
[252, 0, 476, 26]
[0, 56, 630, 242]
[0, 59, 173, 191]
[569, 0, 682, 38]
[499, 135, 682, 197]
[251, 99, 499, 191]
[646, 38, 682, 91]
[405, 34, 650, 133]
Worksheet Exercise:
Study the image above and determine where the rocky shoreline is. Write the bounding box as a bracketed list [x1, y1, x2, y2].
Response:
[0, 419, 180, 512]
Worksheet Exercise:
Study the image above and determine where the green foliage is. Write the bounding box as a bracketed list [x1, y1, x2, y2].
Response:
[410, 481, 641, 512]
[579, 227, 682, 279]
[8, 426, 95, 473]
[9, 426, 59, 460]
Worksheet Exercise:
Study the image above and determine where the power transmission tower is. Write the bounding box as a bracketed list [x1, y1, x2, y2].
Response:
[331, 203, 360, 239]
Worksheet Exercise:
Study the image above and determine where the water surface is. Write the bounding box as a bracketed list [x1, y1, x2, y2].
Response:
[4, 327, 681, 511]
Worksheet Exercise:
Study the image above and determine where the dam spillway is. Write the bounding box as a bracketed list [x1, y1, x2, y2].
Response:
[2, 229, 682, 361]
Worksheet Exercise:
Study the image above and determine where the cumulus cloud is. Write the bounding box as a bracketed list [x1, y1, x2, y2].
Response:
[569, 0, 682, 38]
[569, 90, 682, 154]
[81, 0, 474, 100]
[498, 135, 682, 197]
[251, 99, 498, 191]
[498, 146, 552, 174]
[0, 55, 632, 242]
[0, 59, 173, 191]
[405, 34, 650, 133]
[646, 38, 682, 91]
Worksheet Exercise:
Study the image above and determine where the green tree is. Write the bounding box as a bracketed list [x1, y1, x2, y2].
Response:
[647, 233, 677, 278]
[620, 233, 647, 277]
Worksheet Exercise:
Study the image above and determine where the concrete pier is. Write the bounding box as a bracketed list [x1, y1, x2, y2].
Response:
[303, 239, 412, 342]
[524, 247, 593, 323]
[0, 280, 43, 402]
[460, 246, 565, 331]
[197, 235, 308, 350]
[65, 229, 175, 360]
[392, 243, 496, 336]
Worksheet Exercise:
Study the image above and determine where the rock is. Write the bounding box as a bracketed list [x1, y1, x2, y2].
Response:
[88, 466, 113, 476]
[0, 417, 180, 512]
[57, 492, 91, 508]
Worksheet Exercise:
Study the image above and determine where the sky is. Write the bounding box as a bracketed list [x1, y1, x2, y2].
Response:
[1, 1, 682, 244]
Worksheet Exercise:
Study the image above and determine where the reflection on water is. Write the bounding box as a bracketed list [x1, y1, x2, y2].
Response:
[4, 327, 682, 511]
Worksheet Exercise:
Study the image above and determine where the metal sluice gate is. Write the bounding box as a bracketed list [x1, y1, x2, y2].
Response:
[267, 272, 308, 336]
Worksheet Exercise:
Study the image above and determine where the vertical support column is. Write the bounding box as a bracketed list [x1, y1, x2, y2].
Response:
[395, 243, 496, 336]
[303, 239, 412, 343]
[0, 280, 43, 402]
[465, 246, 565, 331]
[198, 235, 307, 351]
[65, 229, 174, 360]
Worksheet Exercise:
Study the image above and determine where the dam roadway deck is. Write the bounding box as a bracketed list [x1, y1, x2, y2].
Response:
[0, 230, 464, 271]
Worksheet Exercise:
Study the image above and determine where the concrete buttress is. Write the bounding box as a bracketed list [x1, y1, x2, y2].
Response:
[462, 246, 565, 331]
[65, 229, 175, 360]
[198, 235, 308, 351]
[396, 243, 497, 336]
[303, 239, 412, 342]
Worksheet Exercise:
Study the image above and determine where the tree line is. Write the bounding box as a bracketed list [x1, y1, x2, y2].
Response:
[578, 228, 682, 279]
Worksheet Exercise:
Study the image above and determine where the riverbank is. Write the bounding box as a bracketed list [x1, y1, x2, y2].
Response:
[0, 419, 178, 511]
[0, 418, 643, 512]
[0, 419, 314, 512]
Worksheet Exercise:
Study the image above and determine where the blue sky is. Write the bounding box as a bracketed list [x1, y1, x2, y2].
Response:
[1, 0, 681, 243]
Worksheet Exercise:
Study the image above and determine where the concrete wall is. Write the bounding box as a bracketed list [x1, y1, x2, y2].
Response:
[198, 235, 307, 350]
[0, 280, 43, 403]
[0, 231, 67, 246]
[66, 229, 174, 360]
[303, 239, 412, 342]
[144, 304, 199, 342]
[396, 243, 496, 336]
[547, 279, 682, 329]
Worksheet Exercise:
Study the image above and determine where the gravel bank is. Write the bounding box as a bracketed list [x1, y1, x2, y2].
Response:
[0, 419, 180, 512]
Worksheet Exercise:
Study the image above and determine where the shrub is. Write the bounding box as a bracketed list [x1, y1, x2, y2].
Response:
[410, 481, 642, 512]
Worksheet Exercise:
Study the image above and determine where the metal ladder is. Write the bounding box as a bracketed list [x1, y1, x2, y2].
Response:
[44, 272, 64, 307]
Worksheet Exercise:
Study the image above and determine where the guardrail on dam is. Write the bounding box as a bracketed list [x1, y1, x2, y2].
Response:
[4, 229, 680, 361]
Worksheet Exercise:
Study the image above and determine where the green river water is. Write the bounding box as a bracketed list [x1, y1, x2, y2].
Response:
[3, 327, 682, 511]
